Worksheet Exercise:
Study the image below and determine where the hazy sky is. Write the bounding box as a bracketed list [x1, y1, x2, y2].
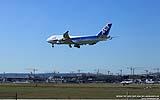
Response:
[0, 0, 160, 74]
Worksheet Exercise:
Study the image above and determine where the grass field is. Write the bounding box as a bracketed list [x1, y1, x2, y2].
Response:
[0, 83, 159, 99]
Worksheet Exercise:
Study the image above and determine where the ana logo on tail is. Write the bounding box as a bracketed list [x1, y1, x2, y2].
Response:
[97, 23, 112, 37]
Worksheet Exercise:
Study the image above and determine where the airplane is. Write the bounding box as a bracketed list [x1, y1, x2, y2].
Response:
[121, 80, 133, 85]
[47, 23, 113, 48]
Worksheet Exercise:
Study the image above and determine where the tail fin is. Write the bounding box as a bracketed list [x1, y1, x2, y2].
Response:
[97, 23, 112, 37]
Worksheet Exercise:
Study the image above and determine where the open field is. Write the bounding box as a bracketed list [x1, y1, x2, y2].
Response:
[0, 83, 159, 99]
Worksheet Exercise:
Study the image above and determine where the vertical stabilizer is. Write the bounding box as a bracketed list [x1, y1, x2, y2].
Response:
[97, 23, 112, 37]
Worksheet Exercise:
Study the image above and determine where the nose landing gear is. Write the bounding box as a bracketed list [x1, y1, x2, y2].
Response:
[52, 44, 54, 48]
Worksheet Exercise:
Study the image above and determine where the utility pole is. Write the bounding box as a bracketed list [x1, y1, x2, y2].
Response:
[127, 67, 133, 75]
[26, 68, 38, 75]
[107, 70, 110, 75]
[133, 68, 135, 75]
[119, 69, 122, 76]
[33, 68, 38, 76]
[127, 67, 144, 75]
[77, 69, 80, 73]
[70, 71, 74, 73]
[94, 69, 100, 75]
[144, 69, 149, 79]
[154, 68, 160, 73]
[105, 69, 107, 75]
[127, 67, 134, 80]
[144, 70, 149, 75]
[97, 69, 99, 75]
[77, 69, 83, 73]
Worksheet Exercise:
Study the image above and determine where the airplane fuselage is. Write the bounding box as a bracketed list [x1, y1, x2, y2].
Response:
[47, 23, 112, 48]
[47, 35, 109, 46]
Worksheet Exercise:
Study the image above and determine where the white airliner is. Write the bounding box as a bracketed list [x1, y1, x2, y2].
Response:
[47, 23, 113, 48]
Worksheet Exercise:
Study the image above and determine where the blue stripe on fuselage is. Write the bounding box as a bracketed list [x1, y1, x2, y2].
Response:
[71, 35, 98, 41]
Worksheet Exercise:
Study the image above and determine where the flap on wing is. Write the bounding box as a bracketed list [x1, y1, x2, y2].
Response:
[63, 31, 70, 39]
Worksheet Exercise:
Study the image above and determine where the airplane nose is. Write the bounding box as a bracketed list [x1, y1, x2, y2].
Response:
[46, 38, 51, 43]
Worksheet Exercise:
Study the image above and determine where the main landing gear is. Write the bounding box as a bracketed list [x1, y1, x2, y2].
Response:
[69, 44, 72, 48]
[68, 44, 80, 48]
[52, 44, 54, 48]
[74, 44, 80, 48]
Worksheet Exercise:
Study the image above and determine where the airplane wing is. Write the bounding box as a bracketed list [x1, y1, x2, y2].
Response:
[63, 31, 70, 39]
[62, 31, 74, 44]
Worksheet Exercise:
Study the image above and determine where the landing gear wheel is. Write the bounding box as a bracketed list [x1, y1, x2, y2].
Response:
[77, 45, 80, 48]
[69, 44, 72, 48]
[74, 44, 80, 48]
[52, 44, 54, 48]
